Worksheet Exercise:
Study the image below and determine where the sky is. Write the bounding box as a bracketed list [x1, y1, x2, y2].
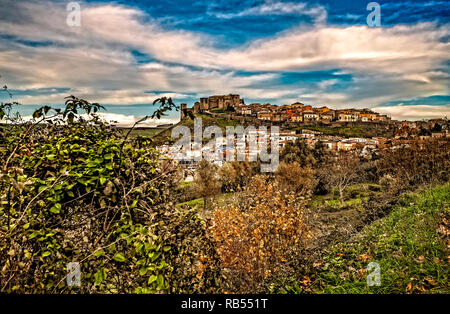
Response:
[0, 0, 449, 125]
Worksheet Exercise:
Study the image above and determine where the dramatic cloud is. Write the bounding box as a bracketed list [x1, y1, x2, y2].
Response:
[0, 0, 448, 122]
[372, 104, 450, 121]
[207, 1, 327, 24]
[17, 112, 177, 127]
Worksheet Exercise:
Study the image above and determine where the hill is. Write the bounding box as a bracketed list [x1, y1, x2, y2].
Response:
[150, 113, 239, 145]
[288, 123, 396, 138]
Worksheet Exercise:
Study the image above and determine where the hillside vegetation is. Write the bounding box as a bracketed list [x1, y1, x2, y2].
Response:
[151, 113, 239, 145]
[0, 98, 224, 293]
[281, 184, 450, 294]
[289, 124, 395, 138]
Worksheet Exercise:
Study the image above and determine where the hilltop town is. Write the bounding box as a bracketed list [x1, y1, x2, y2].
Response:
[181, 94, 392, 124]
[151, 94, 450, 168]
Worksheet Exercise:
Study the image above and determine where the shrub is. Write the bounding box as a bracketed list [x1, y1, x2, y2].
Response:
[218, 161, 254, 193]
[275, 161, 316, 196]
[376, 139, 450, 189]
[211, 176, 309, 293]
[0, 98, 222, 293]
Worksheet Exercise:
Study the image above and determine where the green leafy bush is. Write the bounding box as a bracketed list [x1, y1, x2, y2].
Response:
[0, 98, 222, 293]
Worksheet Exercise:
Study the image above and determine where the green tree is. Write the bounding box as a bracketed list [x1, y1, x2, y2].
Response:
[280, 139, 316, 167]
[192, 160, 222, 210]
[275, 162, 316, 196]
[312, 140, 330, 166]
[218, 161, 253, 192]
[0, 97, 224, 293]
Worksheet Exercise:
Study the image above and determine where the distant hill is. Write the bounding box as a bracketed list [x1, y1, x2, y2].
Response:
[151, 113, 240, 145]
[148, 112, 397, 145]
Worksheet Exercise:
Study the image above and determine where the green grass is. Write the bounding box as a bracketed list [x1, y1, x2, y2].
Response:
[152, 113, 239, 145]
[310, 184, 380, 210]
[177, 197, 204, 209]
[178, 180, 192, 188]
[309, 183, 450, 294]
[176, 192, 239, 210]
[288, 125, 392, 138]
[118, 128, 164, 138]
[210, 108, 232, 114]
[175, 114, 238, 129]
[195, 114, 239, 131]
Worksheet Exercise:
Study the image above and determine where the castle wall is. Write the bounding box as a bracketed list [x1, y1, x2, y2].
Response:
[197, 94, 243, 111]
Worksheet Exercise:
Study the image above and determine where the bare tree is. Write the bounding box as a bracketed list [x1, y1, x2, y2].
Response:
[322, 152, 360, 207]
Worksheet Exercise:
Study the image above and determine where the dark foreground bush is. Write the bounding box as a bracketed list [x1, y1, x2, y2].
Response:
[0, 98, 223, 293]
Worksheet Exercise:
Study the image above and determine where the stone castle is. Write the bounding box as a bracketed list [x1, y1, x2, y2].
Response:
[180, 94, 244, 119]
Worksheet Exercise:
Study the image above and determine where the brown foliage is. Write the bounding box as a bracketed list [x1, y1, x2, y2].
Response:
[377, 138, 450, 190]
[218, 161, 255, 192]
[211, 176, 309, 293]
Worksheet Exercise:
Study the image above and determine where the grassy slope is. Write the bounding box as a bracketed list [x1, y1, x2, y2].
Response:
[149, 114, 394, 144]
[309, 183, 450, 294]
[210, 108, 233, 114]
[152, 114, 239, 145]
[289, 125, 394, 138]
[176, 192, 238, 210]
[118, 128, 164, 138]
[178, 113, 239, 131]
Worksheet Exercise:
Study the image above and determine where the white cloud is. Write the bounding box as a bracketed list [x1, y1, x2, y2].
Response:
[91, 113, 177, 127]
[10, 113, 177, 127]
[208, 1, 327, 24]
[3, 1, 446, 75]
[372, 104, 450, 121]
[0, 0, 448, 120]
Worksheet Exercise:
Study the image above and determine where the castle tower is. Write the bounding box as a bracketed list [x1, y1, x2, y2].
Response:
[180, 103, 187, 120]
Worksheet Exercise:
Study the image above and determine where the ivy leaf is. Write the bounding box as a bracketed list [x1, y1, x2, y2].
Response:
[42, 251, 51, 257]
[148, 275, 157, 284]
[94, 268, 107, 285]
[93, 249, 105, 257]
[49, 203, 61, 214]
[150, 251, 161, 262]
[157, 274, 164, 288]
[135, 243, 143, 253]
[99, 177, 107, 185]
[67, 112, 75, 124]
[113, 252, 126, 262]
[32, 108, 42, 119]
